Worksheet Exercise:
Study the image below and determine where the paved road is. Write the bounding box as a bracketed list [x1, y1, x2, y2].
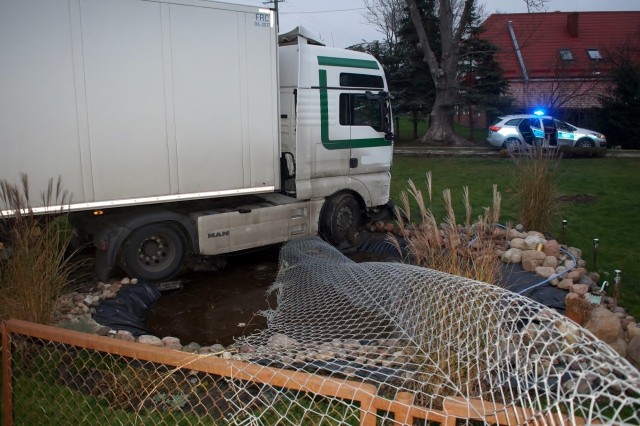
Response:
[393, 145, 640, 157]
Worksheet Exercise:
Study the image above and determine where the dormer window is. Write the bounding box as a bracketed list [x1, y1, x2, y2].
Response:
[559, 48, 574, 61]
[586, 48, 602, 60]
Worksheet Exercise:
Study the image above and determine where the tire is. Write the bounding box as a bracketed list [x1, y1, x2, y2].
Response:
[575, 138, 595, 148]
[119, 222, 187, 282]
[503, 137, 523, 152]
[319, 193, 364, 247]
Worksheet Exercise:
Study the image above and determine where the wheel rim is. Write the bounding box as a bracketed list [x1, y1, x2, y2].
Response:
[137, 234, 176, 271]
[335, 206, 355, 235]
[505, 138, 519, 151]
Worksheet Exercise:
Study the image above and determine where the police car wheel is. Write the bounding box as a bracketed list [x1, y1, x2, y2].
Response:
[575, 138, 594, 148]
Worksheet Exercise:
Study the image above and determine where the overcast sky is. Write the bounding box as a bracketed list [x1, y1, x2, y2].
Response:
[228, 0, 639, 48]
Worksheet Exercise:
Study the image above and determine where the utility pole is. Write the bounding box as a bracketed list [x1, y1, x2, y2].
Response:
[263, 0, 283, 32]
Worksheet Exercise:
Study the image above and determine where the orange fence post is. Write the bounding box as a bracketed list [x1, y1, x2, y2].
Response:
[2, 321, 13, 426]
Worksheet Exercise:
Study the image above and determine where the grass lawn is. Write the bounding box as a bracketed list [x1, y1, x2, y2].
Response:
[394, 116, 487, 145]
[390, 155, 640, 318]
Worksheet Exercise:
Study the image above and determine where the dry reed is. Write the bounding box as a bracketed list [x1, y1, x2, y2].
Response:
[0, 174, 81, 323]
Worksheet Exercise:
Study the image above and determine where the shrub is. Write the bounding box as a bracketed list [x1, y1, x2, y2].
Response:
[510, 147, 561, 233]
[392, 172, 504, 285]
[0, 174, 80, 323]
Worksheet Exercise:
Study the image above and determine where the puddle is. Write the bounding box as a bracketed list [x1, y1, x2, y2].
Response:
[145, 245, 398, 346]
[145, 247, 280, 346]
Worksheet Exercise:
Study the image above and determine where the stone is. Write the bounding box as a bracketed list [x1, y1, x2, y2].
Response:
[568, 247, 582, 259]
[162, 336, 182, 350]
[558, 279, 574, 290]
[121, 277, 131, 285]
[569, 284, 589, 295]
[524, 235, 546, 250]
[508, 229, 526, 239]
[521, 250, 546, 272]
[578, 275, 595, 287]
[584, 307, 622, 343]
[556, 265, 568, 276]
[182, 342, 201, 353]
[222, 351, 232, 359]
[612, 306, 626, 315]
[608, 338, 628, 357]
[267, 333, 299, 349]
[628, 336, 640, 369]
[131, 278, 139, 285]
[115, 330, 135, 342]
[543, 256, 558, 269]
[586, 271, 601, 284]
[534, 266, 556, 278]
[501, 248, 522, 264]
[543, 240, 561, 258]
[509, 238, 528, 250]
[96, 326, 112, 336]
[137, 335, 163, 346]
[577, 259, 587, 268]
[550, 278, 559, 286]
[567, 268, 586, 281]
[210, 344, 225, 353]
[627, 323, 640, 340]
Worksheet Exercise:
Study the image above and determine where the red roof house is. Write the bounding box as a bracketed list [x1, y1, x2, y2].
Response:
[480, 11, 640, 112]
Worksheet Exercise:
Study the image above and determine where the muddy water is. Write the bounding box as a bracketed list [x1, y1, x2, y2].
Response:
[145, 247, 281, 346]
[145, 246, 398, 347]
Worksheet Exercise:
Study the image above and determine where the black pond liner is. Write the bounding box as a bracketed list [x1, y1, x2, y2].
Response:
[94, 281, 161, 336]
[93, 232, 567, 335]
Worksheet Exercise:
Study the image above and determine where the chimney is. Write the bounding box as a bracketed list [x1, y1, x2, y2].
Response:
[567, 13, 579, 38]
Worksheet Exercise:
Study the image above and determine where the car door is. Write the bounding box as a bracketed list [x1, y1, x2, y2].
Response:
[554, 119, 577, 147]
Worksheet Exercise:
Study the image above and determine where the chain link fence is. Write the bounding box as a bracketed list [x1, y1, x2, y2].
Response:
[2, 237, 640, 425]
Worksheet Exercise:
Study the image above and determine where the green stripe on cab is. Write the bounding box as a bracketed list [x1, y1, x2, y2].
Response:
[317, 56, 379, 69]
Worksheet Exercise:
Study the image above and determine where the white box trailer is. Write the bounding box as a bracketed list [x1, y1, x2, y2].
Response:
[0, 0, 394, 281]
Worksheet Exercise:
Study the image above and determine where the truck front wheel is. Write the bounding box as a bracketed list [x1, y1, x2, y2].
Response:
[319, 193, 363, 247]
[120, 222, 187, 282]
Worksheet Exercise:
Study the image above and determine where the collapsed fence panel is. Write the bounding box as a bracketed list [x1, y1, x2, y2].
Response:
[1, 237, 639, 425]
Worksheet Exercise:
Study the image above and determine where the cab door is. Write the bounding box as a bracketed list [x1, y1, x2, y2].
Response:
[340, 91, 392, 175]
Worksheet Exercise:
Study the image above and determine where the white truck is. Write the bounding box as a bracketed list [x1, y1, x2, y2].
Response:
[0, 0, 393, 282]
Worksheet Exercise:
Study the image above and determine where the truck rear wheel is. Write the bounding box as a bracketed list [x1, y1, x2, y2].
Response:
[120, 222, 187, 282]
[319, 193, 363, 247]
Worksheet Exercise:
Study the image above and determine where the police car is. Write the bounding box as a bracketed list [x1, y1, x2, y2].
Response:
[487, 112, 607, 151]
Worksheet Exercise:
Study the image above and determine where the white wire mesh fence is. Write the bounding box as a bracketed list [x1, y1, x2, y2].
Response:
[2, 236, 639, 425]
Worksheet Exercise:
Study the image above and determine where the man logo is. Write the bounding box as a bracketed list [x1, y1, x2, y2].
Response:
[208, 230, 230, 238]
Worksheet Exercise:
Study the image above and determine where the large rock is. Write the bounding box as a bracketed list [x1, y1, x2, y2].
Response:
[558, 278, 574, 290]
[509, 238, 528, 250]
[543, 239, 561, 258]
[628, 336, 640, 369]
[267, 333, 299, 349]
[524, 235, 546, 250]
[568, 246, 583, 259]
[534, 266, 556, 278]
[521, 250, 546, 272]
[567, 267, 586, 282]
[162, 336, 182, 351]
[502, 248, 522, 264]
[508, 229, 527, 239]
[569, 284, 589, 295]
[543, 256, 558, 269]
[584, 307, 622, 343]
[115, 330, 135, 342]
[138, 335, 163, 347]
[628, 323, 640, 340]
[608, 338, 628, 357]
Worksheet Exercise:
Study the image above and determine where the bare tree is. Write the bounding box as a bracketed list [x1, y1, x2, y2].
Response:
[363, 0, 406, 50]
[404, 0, 475, 144]
[522, 0, 550, 13]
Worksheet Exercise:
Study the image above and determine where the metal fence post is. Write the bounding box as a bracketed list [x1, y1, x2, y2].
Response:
[2, 321, 13, 426]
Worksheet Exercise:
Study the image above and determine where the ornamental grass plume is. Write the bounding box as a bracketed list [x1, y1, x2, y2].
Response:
[0, 174, 82, 324]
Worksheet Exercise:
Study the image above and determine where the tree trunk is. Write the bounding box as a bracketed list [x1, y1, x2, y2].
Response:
[412, 109, 418, 139]
[468, 103, 475, 142]
[421, 85, 460, 144]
